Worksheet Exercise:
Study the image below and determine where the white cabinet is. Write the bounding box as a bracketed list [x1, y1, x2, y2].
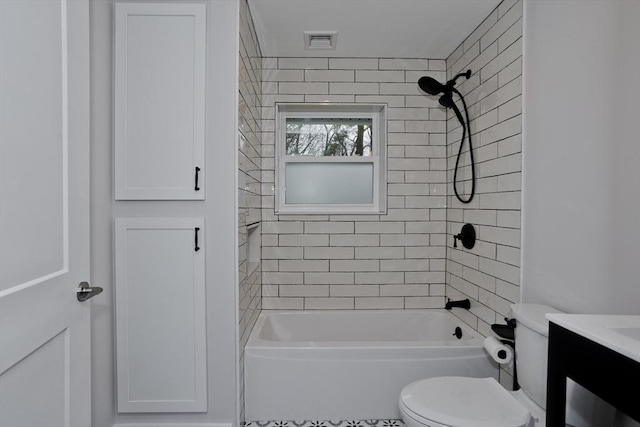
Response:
[113, 3, 209, 414]
[114, 218, 207, 413]
[114, 3, 206, 200]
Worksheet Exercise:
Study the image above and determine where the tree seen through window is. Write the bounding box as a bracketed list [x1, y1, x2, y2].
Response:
[286, 118, 372, 157]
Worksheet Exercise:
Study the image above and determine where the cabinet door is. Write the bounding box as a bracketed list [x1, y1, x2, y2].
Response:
[114, 3, 205, 200]
[114, 218, 206, 412]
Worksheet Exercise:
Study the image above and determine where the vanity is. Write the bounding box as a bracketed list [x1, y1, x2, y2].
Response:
[546, 314, 640, 426]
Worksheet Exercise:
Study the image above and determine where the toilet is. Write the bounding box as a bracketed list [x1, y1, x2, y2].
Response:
[399, 304, 616, 427]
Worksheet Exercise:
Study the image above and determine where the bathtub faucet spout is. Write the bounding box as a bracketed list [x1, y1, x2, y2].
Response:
[445, 298, 471, 310]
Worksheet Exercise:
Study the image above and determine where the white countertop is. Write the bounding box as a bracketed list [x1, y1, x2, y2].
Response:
[546, 314, 640, 363]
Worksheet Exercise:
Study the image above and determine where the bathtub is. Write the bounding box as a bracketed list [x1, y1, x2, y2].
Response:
[244, 310, 498, 421]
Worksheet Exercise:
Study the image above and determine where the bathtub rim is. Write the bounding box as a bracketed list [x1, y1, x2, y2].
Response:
[246, 309, 486, 349]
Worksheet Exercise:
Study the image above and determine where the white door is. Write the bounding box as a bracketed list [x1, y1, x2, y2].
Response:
[0, 0, 92, 426]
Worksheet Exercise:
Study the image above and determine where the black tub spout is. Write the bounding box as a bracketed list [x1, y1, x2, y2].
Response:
[445, 298, 471, 310]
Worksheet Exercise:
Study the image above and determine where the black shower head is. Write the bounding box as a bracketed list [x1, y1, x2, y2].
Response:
[439, 92, 464, 123]
[418, 76, 446, 95]
[438, 92, 455, 108]
[418, 69, 472, 96]
[418, 71, 476, 205]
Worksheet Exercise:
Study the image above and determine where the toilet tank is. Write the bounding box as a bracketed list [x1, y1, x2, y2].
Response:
[510, 304, 617, 427]
[510, 303, 562, 409]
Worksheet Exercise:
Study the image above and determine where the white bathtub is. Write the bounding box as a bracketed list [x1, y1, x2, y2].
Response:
[244, 310, 498, 421]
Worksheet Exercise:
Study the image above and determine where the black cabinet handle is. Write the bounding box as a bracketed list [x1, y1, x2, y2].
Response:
[194, 167, 201, 191]
[194, 227, 200, 252]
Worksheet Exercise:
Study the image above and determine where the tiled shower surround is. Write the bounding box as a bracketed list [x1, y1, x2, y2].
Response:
[445, 0, 523, 385]
[246, 0, 524, 415]
[260, 57, 450, 310]
[238, 0, 262, 421]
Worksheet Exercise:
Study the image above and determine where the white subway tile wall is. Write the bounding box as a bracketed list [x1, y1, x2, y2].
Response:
[261, 55, 449, 310]
[238, 0, 262, 421]
[445, 0, 522, 385]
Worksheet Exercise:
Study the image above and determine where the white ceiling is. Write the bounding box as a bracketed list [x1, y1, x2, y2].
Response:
[248, 0, 502, 59]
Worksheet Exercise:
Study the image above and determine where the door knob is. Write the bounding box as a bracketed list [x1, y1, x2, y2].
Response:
[76, 281, 103, 302]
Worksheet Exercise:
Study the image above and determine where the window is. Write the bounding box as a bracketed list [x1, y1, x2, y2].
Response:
[275, 104, 387, 214]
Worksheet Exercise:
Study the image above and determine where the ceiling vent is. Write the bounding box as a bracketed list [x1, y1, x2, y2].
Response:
[304, 31, 337, 50]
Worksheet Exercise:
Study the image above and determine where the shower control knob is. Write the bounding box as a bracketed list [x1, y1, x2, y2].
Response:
[453, 223, 476, 250]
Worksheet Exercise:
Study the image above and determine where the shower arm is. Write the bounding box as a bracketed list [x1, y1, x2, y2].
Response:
[447, 70, 472, 91]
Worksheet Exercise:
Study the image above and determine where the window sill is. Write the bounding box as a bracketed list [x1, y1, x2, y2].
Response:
[275, 205, 386, 215]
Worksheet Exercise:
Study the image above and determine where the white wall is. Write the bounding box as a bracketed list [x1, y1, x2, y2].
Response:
[90, 1, 240, 426]
[522, 0, 640, 315]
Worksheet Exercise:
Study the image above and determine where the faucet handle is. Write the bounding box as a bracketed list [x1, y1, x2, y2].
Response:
[453, 233, 463, 248]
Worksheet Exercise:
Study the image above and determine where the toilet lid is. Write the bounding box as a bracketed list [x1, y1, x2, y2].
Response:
[400, 377, 531, 427]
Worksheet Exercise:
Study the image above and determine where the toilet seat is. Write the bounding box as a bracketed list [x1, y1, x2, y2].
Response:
[399, 377, 532, 427]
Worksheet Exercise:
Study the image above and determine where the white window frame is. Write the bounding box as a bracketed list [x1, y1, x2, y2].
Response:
[275, 103, 387, 215]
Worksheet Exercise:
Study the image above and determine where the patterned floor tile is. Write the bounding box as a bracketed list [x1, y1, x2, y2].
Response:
[245, 420, 404, 427]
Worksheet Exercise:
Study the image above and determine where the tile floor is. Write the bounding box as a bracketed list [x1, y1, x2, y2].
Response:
[246, 420, 405, 427]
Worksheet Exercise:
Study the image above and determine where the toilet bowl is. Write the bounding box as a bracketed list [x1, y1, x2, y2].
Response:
[398, 304, 616, 427]
[399, 376, 533, 427]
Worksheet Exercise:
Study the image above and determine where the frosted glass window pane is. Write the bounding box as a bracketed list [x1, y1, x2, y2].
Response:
[285, 163, 373, 204]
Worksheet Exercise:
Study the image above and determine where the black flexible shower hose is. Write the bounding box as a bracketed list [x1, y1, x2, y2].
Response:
[451, 88, 475, 204]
